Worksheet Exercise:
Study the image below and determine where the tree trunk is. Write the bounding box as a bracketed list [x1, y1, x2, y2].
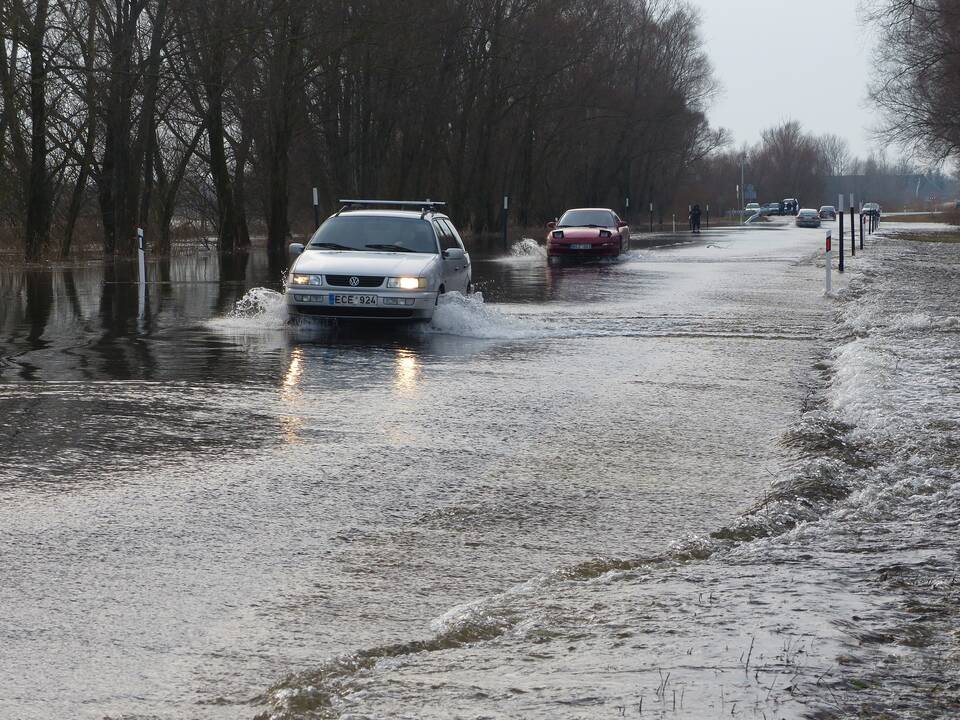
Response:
[264, 12, 300, 253]
[24, 0, 51, 262]
[62, 3, 98, 259]
[206, 86, 245, 253]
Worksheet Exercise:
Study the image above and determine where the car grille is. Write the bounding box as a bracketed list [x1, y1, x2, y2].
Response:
[325, 275, 384, 288]
[293, 306, 416, 319]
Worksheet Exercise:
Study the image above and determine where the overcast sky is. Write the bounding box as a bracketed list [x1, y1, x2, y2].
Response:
[693, 0, 879, 159]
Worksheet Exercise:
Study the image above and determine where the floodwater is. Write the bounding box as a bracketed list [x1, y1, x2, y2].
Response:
[1, 219, 957, 719]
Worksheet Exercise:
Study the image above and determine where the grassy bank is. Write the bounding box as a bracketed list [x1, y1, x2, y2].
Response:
[887, 230, 960, 244]
[882, 208, 960, 225]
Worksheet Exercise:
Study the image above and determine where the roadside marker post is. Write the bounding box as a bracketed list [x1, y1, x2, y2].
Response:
[625, 196, 630, 222]
[649, 202, 653, 233]
[672, 214, 676, 233]
[850, 193, 856, 257]
[688, 205, 692, 231]
[706, 204, 710, 229]
[137, 227, 146, 319]
[825, 230, 832, 294]
[502, 194, 509, 251]
[312, 187, 320, 230]
[137, 227, 146, 285]
[860, 213, 865, 249]
[838, 194, 845, 273]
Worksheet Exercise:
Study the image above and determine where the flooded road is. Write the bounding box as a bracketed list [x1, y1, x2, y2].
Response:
[2, 220, 957, 719]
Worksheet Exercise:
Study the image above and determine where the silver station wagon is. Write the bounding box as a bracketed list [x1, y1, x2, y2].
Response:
[286, 200, 472, 321]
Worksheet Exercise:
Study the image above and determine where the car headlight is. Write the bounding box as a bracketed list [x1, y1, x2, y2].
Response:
[290, 273, 322, 286]
[387, 277, 426, 290]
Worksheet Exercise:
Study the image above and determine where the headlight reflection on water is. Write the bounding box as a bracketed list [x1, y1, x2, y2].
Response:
[279, 346, 306, 443]
[393, 348, 421, 395]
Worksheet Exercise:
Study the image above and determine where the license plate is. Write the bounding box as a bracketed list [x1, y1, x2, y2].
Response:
[328, 293, 377, 306]
[570, 243, 593, 250]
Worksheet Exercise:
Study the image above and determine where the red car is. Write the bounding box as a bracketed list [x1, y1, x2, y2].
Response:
[546, 208, 629, 261]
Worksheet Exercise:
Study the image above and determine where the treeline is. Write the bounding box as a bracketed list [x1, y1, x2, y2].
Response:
[0, 0, 722, 261]
[680, 120, 955, 213]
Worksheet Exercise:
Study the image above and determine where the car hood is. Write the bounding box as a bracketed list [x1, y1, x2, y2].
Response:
[293, 250, 440, 276]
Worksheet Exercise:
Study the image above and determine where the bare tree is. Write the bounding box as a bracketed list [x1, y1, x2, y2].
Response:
[818, 133, 852, 176]
[869, 0, 960, 162]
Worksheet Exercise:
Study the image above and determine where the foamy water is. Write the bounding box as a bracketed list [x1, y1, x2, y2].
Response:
[209, 287, 289, 330]
[427, 291, 550, 339]
[207, 287, 553, 341]
[505, 237, 547, 260]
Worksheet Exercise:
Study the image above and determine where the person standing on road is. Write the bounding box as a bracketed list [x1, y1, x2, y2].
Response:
[691, 204, 702, 233]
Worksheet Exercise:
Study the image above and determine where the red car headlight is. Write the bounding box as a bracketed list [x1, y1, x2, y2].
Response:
[599, 229, 612, 238]
[551, 230, 564, 239]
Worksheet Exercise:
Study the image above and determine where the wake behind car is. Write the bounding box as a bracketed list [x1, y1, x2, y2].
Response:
[546, 208, 629, 262]
[795, 208, 822, 228]
[286, 200, 471, 321]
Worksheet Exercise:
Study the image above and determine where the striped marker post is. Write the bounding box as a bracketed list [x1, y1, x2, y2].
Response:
[825, 230, 832, 294]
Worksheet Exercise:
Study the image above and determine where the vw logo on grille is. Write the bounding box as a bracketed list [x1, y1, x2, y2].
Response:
[349, 276, 360, 287]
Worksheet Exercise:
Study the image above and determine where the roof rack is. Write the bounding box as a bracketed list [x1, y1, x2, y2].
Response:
[336, 199, 446, 217]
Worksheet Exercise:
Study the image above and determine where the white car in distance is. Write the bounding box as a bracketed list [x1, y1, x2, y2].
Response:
[286, 200, 471, 321]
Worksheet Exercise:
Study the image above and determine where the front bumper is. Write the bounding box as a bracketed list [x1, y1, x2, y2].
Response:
[547, 241, 621, 258]
[285, 288, 436, 320]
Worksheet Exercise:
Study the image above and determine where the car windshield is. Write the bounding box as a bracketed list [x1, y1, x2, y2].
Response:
[308, 216, 438, 253]
[558, 210, 616, 228]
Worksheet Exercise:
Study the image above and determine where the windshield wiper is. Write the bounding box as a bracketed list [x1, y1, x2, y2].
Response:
[310, 242, 356, 250]
[365, 243, 418, 253]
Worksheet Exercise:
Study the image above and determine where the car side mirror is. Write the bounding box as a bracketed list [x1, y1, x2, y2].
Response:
[617, 221, 628, 228]
[443, 247, 465, 260]
[289, 242, 305, 256]
[546, 221, 556, 230]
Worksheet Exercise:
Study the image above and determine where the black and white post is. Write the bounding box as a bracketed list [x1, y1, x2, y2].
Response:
[838, 194, 845, 273]
[312, 187, 320, 230]
[825, 229, 832, 294]
[850, 193, 856, 257]
[502, 194, 509, 251]
[705, 204, 710, 229]
[649, 202, 654, 233]
[137, 227, 146, 319]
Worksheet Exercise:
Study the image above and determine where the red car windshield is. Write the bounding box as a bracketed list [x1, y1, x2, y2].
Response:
[558, 210, 616, 228]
